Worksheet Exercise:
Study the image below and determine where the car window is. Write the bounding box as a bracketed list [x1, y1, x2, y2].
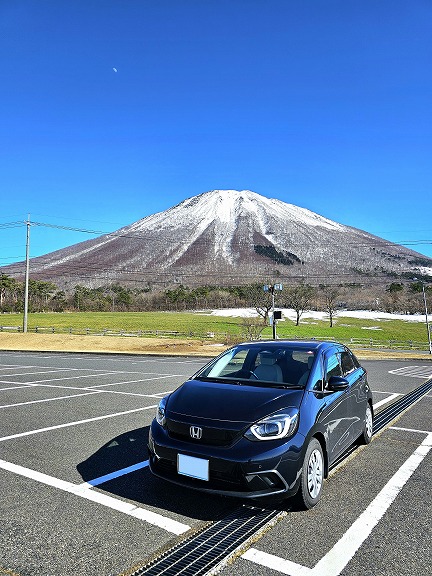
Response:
[207, 348, 248, 377]
[351, 352, 361, 369]
[199, 346, 317, 386]
[325, 353, 342, 380]
[291, 351, 312, 364]
[340, 351, 355, 375]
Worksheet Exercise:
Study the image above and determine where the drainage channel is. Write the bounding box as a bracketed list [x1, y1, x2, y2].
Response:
[127, 505, 283, 576]
[372, 377, 432, 434]
[126, 379, 432, 576]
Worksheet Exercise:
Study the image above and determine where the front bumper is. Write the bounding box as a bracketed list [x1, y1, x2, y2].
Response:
[148, 421, 306, 499]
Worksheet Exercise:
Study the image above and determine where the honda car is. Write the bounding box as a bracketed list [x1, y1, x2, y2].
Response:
[148, 340, 373, 508]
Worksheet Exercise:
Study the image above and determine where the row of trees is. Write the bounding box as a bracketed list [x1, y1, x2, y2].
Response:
[0, 273, 430, 323]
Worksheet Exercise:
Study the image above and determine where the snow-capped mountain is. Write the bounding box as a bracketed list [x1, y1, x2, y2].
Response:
[3, 190, 430, 288]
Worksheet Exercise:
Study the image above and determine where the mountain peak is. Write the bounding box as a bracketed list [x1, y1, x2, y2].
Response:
[2, 189, 429, 288]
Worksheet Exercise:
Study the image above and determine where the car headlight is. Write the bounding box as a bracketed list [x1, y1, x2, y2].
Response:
[155, 397, 167, 426]
[244, 411, 299, 441]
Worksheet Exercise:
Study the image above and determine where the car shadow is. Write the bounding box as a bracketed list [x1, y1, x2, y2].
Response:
[76, 426, 240, 522]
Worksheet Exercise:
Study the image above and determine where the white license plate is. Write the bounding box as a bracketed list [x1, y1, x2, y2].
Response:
[177, 454, 209, 481]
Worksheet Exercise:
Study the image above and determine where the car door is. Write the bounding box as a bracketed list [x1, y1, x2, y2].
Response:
[321, 350, 352, 462]
[340, 348, 369, 443]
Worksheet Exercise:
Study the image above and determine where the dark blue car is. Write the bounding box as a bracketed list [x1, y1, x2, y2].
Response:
[148, 340, 373, 508]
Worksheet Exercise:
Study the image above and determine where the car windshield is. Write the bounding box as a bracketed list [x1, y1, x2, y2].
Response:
[196, 345, 316, 388]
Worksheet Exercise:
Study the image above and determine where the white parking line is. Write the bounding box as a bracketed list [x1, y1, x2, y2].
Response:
[0, 379, 176, 404]
[0, 362, 183, 377]
[372, 393, 401, 410]
[151, 390, 174, 398]
[89, 375, 182, 388]
[0, 362, 171, 375]
[0, 381, 174, 401]
[392, 426, 432, 435]
[0, 458, 189, 535]
[243, 549, 312, 576]
[0, 391, 102, 409]
[0, 369, 74, 377]
[0, 364, 34, 371]
[11, 372, 120, 384]
[389, 366, 432, 379]
[0, 405, 156, 442]
[243, 428, 432, 576]
[0, 384, 38, 391]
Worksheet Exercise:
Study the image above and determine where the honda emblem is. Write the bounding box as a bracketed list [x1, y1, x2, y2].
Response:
[190, 426, 202, 440]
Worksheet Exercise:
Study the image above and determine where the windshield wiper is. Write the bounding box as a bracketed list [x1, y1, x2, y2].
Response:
[196, 376, 303, 389]
[272, 383, 304, 389]
[249, 382, 303, 389]
[196, 376, 245, 385]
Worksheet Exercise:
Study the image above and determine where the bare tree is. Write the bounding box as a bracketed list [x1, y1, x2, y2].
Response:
[242, 284, 273, 324]
[240, 317, 266, 341]
[321, 286, 340, 327]
[285, 284, 316, 326]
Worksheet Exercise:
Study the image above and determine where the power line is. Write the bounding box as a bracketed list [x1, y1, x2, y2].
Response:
[0, 219, 431, 291]
[0, 221, 26, 229]
[1, 219, 432, 250]
[30, 220, 432, 248]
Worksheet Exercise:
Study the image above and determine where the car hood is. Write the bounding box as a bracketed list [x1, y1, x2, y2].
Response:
[166, 379, 304, 426]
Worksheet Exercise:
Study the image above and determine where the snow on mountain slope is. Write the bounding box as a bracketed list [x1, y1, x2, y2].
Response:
[120, 189, 347, 265]
[2, 189, 430, 287]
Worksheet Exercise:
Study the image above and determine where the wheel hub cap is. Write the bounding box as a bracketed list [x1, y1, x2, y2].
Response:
[307, 449, 323, 499]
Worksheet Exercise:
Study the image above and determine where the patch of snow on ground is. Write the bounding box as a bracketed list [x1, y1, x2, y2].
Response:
[209, 308, 428, 323]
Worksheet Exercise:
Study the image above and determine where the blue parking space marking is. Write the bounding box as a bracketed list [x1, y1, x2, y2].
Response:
[1, 352, 430, 576]
[0, 458, 189, 535]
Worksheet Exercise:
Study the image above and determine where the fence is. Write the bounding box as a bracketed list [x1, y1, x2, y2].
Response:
[0, 325, 216, 340]
[0, 324, 430, 352]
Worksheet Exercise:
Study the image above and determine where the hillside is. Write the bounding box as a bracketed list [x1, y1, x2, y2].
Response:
[2, 189, 431, 288]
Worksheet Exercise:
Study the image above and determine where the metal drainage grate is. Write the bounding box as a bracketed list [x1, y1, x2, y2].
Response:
[372, 378, 432, 434]
[128, 379, 432, 576]
[129, 505, 281, 576]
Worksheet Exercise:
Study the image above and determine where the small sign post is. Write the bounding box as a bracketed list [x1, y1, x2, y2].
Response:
[264, 284, 283, 339]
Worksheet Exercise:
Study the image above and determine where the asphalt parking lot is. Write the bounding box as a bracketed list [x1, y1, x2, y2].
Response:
[0, 351, 431, 576]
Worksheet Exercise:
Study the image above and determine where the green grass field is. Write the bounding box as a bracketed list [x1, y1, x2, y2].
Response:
[0, 311, 429, 347]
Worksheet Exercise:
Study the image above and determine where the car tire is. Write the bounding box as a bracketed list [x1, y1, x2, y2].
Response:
[360, 403, 373, 445]
[297, 438, 324, 510]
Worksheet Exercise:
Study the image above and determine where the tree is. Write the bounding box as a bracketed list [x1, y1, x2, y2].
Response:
[241, 284, 273, 324]
[384, 282, 405, 313]
[51, 291, 67, 312]
[165, 285, 191, 310]
[0, 274, 15, 309]
[240, 317, 266, 341]
[284, 284, 316, 326]
[321, 286, 340, 328]
[387, 282, 404, 293]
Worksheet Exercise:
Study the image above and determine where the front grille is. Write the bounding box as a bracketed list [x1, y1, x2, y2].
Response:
[166, 418, 242, 446]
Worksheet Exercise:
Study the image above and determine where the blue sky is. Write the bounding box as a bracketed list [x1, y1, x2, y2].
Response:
[1, 0, 431, 266]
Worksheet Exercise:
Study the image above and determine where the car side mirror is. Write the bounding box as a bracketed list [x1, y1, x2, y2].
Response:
[326, 375, 349, 391]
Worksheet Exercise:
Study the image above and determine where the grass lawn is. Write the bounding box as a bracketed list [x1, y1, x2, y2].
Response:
[0, 311, 429, 347]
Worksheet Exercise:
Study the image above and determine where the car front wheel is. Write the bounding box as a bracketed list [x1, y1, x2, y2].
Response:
[360, 403, 373, 445]
[297, 438, 324, 509]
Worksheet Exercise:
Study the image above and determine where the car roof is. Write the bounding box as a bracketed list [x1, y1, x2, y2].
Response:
[237, 340, 337, 353]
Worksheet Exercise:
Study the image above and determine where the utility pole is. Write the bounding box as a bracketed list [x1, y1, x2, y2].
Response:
[23, 215, 30, 333]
